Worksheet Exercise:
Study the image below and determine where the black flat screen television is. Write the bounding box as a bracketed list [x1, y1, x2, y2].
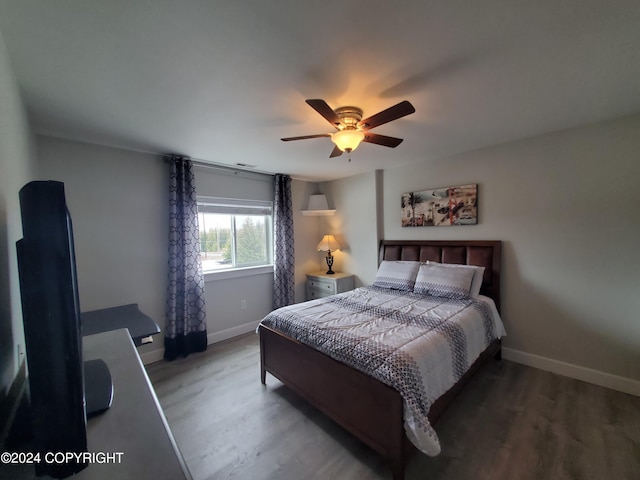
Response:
[16, 180, 112, 478]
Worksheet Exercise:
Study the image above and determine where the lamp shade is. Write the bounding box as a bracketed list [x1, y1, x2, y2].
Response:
[316, 234, 341, 252]
[331, 129, 365, 152]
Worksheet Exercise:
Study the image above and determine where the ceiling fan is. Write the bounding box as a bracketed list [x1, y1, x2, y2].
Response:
[281, 99, 416, 158]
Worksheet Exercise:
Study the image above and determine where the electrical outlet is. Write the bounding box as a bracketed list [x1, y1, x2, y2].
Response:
[240, 299, 247, 309]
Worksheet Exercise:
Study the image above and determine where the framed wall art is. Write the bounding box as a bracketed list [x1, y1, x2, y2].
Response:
[401, 184, 478, 227]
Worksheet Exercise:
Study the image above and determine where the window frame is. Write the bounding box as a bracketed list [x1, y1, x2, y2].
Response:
[197, 196, 274, 279]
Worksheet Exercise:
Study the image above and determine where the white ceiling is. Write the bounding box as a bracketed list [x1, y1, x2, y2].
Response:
[1, 0, 639, 181]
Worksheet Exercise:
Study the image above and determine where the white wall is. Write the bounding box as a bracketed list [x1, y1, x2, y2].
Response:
[320, 170, 381, 286]
[379, 114, 640, 389]
[0, 29, 37, 397]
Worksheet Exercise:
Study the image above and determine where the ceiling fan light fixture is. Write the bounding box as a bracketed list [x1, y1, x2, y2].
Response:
[281, 99, 415, 157]
[331, 129, 365, 152]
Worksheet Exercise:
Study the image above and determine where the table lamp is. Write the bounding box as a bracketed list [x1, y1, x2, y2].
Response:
[316, 234, 341, 275]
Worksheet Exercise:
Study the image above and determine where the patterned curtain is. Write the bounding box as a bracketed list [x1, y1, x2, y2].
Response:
[273, 173, 295, 309]
[165, 155, 207, 360]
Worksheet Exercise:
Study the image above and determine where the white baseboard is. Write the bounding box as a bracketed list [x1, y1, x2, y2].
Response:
[206, 320, 261, 344]
[502, 347, 640, 397]
[139, 347, 164, 365]
[139, 320, 261, 366]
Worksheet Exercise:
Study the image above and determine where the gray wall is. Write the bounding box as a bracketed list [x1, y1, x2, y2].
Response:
[194, 165, 274, 339]
[291, 180, 323, 303]
[36, 137, 319, 362]
[193, 169, 320, 335]
[326, 114, 640, 391]
[37, 136, 169, 361]
[0, 29, 37, 398]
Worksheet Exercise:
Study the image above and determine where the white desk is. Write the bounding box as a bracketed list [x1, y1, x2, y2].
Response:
[75, 328, 191, 480]
[2, 329, 191, 480]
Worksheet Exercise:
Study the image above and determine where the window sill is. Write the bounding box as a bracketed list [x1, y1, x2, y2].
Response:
[203, 265, 273, 282]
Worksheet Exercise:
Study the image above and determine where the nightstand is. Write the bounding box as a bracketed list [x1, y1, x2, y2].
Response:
[306, 271, 355, 300]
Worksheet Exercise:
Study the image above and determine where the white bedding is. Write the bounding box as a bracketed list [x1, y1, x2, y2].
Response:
[259, 286, 506, 456]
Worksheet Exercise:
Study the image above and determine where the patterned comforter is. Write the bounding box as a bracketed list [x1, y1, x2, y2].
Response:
[259, 286, 506, 456]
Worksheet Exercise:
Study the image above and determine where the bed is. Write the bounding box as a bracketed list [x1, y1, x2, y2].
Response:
[258, 240, 504, 479]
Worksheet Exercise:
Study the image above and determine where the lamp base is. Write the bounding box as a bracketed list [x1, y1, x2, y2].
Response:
[325, 252, 335, 275]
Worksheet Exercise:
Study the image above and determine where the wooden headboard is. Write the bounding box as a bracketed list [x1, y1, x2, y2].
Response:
[379, 240, 502, 312]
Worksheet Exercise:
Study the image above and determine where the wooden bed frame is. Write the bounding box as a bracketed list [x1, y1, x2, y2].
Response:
[259, 240, 502, 479]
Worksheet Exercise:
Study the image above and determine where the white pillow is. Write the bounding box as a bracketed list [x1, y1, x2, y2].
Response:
[424, 261, 485, 298]
[414, 263, 475, 299]
[373, 261, 420, 291]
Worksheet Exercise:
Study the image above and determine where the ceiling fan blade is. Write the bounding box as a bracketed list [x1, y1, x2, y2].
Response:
[329, 145, 343, 158]
[363, 133, 404, 148]
[281, 133, 331, 142]
[306, 99, 341, 129]
[358, 100, 415, 131]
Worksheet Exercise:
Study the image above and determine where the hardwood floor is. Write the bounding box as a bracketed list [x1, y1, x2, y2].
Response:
[146, 334, 640, 480]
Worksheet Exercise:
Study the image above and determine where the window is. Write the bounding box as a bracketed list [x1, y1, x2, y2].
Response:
[197, 197, 273, 273]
